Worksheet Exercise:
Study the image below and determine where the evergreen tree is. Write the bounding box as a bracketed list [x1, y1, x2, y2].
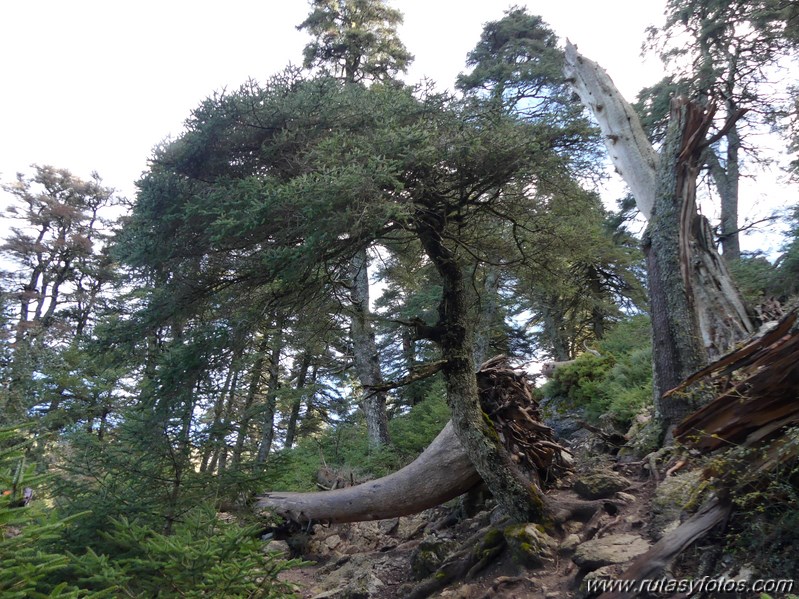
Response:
[640, 0, 799, 260]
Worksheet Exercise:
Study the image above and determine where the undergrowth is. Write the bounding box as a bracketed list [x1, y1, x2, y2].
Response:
[718, 427, 799, 581]
[538, 315, 653, 428]
[262, 382, 450, 492]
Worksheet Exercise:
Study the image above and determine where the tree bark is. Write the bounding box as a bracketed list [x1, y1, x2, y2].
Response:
[256, 319, 285, 464]
[708, 119, 741, 261]
[473, 267, 501, 367]
[349, 247, 391, 448]
[416, 216, 550, 524]
[564, 44, 754, 432]
[232, 335, 270, 468]
[284, 350, 313, 450]
[644, 100, 708, 429]
[257, 421, 481, 523]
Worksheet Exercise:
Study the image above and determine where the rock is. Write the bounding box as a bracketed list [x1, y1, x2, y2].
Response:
[309, 553, 388, 599]
[615, 491, 636, 503]
[410, 535, 458, 579]
[562, 520, 583, 535]
[559, 533, 581, 555]
[263, 539, 291, 559]
[650, 469, 705, 540]
[325, 534, 343, 550]
[573, 471, 632, 500]
[572, 534, 651, 571]
[503, 523, 557, 568]
[378, 517, 400, 536]
[576, 565, 621, 599]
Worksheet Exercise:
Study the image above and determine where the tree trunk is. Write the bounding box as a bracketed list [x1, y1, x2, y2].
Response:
[258, 421, 480, 523]
[284, 350, 313, 450]
[232, 335, 270, 468]
[564, 44, 754, 433]
[416, 216, 550, 524]
[473, 267, 501, 367]
[349, 247, 391, 448]
[257, 358, 573, 525]
[644, 100, 708, 430]
[256, 320, 285, 465]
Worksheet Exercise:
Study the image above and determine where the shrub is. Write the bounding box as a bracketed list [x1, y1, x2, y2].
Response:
[65, 505, 304, 598]
[539, 316, 653, 428]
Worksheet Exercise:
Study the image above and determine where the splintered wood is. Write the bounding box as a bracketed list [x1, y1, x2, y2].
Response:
[674, 309, 799, 451]
[477, 355, 572, 484]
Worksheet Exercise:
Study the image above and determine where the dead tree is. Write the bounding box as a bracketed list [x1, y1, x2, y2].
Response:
[563, 43, 754, 434]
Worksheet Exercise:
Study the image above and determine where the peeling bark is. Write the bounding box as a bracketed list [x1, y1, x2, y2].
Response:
[564, 43, 754, 432]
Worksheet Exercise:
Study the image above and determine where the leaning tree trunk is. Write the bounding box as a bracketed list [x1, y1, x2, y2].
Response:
[564, 43, 754, 433]
[259, 421, 481, 523]
[258, 357, 573, 525]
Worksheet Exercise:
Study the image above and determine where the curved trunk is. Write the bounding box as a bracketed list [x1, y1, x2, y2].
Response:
[416, 217, 551, 524]
[257, 421, 481, 524]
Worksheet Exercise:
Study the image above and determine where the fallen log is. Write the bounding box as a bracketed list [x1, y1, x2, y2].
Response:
[598, 498, 731, 599]
[257, 357, 571, 525]
[257, 421, 481, 524]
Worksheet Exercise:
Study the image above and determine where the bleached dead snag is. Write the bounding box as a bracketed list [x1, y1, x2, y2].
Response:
[257, 421, 481, 524]
[563, 41, 658, 220]
[564, 42, 754, 418]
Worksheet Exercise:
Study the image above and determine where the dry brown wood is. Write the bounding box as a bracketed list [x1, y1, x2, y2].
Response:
[674, 309, 799, 451]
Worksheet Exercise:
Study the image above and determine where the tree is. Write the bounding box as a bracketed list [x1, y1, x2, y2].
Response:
[565, 43, 755, 434]
[298, 0, 413, 83]
[0, 166, 119, 426]
[640, 0, 799, 261]
[296, 0, 414, 448]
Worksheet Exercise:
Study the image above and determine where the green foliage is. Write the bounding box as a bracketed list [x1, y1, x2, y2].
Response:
[298, 0, 413, 83]
[262, 388, 449, 492]
[540, 316, 653, 427]
[719, 427, 799, 582]
[727, 253, 780, 304]
[64, 505, 303, 598]
[0, 426, 89, 598]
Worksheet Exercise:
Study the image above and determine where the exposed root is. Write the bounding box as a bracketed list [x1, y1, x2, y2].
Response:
[406, 521, 509, 599]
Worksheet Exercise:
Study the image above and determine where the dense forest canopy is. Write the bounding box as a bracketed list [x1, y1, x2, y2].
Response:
[1, 1, 799, 597]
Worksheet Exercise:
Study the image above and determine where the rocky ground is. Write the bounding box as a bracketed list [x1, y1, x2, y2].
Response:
[266, 428, 706, 599]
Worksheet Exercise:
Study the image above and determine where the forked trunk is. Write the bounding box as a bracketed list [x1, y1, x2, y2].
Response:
[564, 44, 753, 432]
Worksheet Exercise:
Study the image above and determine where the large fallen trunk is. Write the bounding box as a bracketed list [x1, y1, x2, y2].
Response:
[257, 421, 480, 524]
[257, 357, 571, 525]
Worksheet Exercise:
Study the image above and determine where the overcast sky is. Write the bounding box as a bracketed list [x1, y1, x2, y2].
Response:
[0, 1, 793, 253]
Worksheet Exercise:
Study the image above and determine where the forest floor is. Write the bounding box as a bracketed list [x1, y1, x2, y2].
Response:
[274, 436, 669, 599]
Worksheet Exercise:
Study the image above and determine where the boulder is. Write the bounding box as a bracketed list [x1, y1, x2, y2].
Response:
[573, 471, 631, 500]
[572, 534, 651, 571]
[503, 523, 557, 568]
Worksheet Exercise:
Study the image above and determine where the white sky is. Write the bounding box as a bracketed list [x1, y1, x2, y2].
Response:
[0, 0, 793, 253]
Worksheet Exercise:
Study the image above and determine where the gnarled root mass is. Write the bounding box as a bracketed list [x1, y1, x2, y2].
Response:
[256, 356, 570, 525]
